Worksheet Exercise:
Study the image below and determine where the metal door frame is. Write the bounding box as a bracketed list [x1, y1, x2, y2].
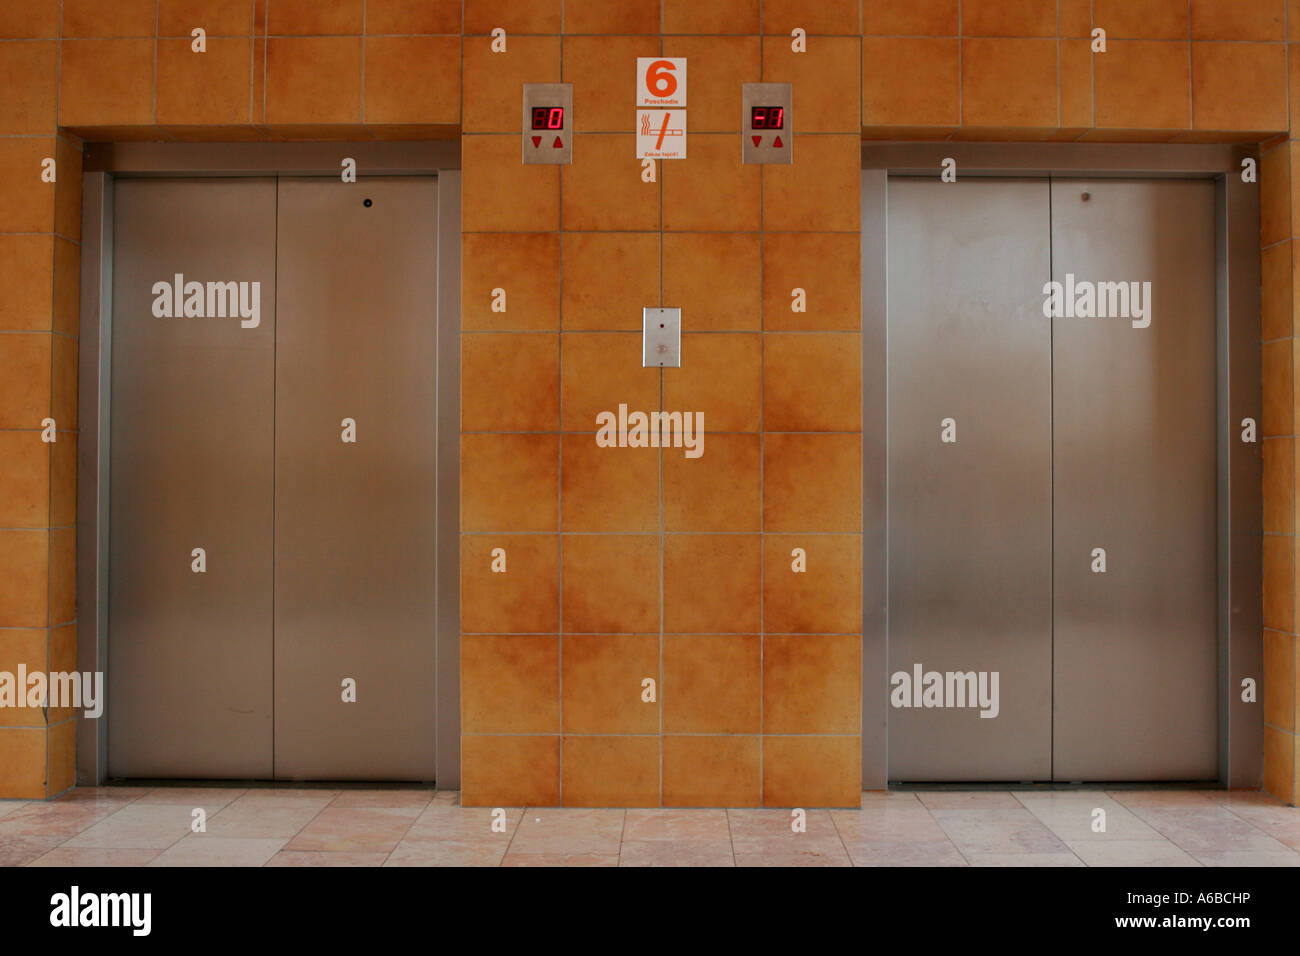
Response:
[861, 142, 1262, 790]
[76, 141, 462, 788]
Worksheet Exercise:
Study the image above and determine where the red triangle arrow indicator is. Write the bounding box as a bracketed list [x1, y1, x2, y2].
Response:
[773, 135, 784, 148]
[531, 136, 541, 147]
[552, 136, 563, 148]
[751, 135, 762, 147]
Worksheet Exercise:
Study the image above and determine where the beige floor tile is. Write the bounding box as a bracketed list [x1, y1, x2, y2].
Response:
[727, 808, 838, 841]
[1219, 801, 1300, 833]
[622, 809, 731, 843]
[406, 805, 523, 838]
[1012, 790, 1112, 807]
[227, 789, 340, 809]
[133, 788, 246, 808]
[915, 792, 1024, 810]
[27, 847, 163, 867]
[0, 835, 66, 866]
[845, 842, 969, 866]
[508, 809, 626, 855]
[0, 803, 118, 838]
[51, 787, 149, 804]
[203, 803, 325, 839]
[1134, 807, 1293, 855]
[931, 809, 1071, 854]
[1197, 789, 1291, 807]
[148, 835, 287, 866]
[619, 841, 735, 866]
[267, 850, 389, 866]
[62, 805, 194, 850]
[1193, 849, 1300, 866]
[329, 789, 436, 809]
[500, 852, 619, 866]
[1066, 840, 1200, 867]
[1025, 800, 1164, 842]
[385, 835, 511, 866]
[1248, 819, 1300, 850]
[1107, 790, 1218, 809]
[733, 843, 851, 866]
[965, 851, 1085, 866]
[831, 807, 950, 845]
[284, 807, 422, 853]
[0, 801, 30, 820]
[858, 791, 922, 807]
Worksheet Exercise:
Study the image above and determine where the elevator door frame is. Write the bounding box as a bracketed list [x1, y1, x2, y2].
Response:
[76, 141, 462, 788]
[860, 142, 1262, 790]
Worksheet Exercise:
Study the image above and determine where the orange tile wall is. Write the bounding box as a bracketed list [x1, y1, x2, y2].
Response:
[458, 0, 862, 807]
[0, 0, 1293, 806]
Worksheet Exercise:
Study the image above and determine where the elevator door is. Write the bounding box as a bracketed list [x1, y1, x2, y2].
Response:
[885, 176, 1219, 782]
[273, 178, 438, 780]
[887, 179, 1054, 781]
[108, 179, 277, 777]
[108, 176, 438, 781]
[1051, 179, 1218, 780]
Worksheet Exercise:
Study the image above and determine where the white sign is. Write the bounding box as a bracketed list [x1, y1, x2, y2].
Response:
[637, 57, 686, 107]
[636, 109, 686, 159]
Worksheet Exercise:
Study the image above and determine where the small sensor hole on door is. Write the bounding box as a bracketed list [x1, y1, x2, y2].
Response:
[363, 198, 373, 207]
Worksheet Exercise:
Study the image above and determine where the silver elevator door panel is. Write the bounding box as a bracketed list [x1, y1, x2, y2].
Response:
[273, 178, 439, 780]
[108, 179, 277, 777]
[887, 178, 1054, 781]
[1050, 179, 1218, 780]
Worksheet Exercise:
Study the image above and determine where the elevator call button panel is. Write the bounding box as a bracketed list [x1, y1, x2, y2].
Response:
[643, 308, 681, 368]
[522, 83, 573, 164]
[742, 82, 792, 165]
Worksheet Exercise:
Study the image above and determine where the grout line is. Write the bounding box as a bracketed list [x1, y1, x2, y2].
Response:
[1089, 0, 1095, 128]
[757, 15, 765, 808]
[657, 24, 665, 810]
[829, 805, 855, 864]
[957, 0, 963, 132]
[556, 19, 565, 808]
[1186, 0, 1193, 129]
[501, 805, 525, 866]
[361, 0, 366, 123]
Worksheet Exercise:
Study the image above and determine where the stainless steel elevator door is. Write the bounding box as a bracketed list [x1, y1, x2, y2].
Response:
[1050, 179, 1218, 781]
[272, 178, 439, 780]
[886, 178, 1054, 781]
[108, 179, 277, 777]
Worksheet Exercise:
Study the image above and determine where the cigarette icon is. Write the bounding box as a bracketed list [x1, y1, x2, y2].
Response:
[640, 112, 683, 149]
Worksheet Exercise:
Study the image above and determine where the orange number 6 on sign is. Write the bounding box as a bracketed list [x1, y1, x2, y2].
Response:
[646, 60, 677, 98]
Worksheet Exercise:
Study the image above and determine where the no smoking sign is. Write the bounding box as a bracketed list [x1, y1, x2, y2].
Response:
[636, 58, 686, 159]
[636, 109, 686, 159]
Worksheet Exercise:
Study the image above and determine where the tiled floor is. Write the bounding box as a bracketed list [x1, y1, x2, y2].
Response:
[0, 788, 1296, 867]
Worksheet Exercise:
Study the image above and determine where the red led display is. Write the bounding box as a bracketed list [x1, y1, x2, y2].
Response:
[751, 106, 785, 130]
[531, 107, 565, 130]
